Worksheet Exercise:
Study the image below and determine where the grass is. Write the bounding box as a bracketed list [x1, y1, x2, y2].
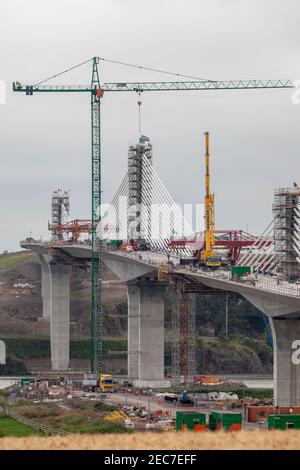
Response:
[14, 405, 53, 419]
[8, 399, 128, 435]
[61, 415, 128, 434]
[0, 416, 43, 437]
[94, 401, 116, 413]
[0, 251, 35, 271]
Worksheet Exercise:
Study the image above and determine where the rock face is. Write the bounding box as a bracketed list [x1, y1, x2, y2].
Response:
[0, 251, 272, 375]
[196, 341, 272, 374]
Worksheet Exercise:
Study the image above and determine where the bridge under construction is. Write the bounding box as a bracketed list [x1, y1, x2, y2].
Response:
[21, 136, 300, 407]
[14, 57, 300, 407]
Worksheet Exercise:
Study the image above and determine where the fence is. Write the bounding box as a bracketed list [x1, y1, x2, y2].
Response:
[4, 406, 71, 436]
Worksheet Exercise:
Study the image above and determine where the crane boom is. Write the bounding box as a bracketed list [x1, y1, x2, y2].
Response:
[201, 132, 216, 261]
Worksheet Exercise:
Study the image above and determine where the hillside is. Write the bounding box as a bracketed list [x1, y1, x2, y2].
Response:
[0, 251, 272, 375]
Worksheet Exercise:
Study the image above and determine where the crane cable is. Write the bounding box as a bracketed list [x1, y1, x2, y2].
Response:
[98, 56, 215, 82]
[137, 93, 142, 135]
[32, 56, 215, 87]
[33, 57, 94, 86]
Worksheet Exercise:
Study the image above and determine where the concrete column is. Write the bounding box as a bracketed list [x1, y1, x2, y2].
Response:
[138, 282, 165, 382]
[241, 293, 300, 406]
[49, 262, 71, 371]
[39, 255, 51, 320]
[270, 318, 300, 406]
[126, 284, 140, 379]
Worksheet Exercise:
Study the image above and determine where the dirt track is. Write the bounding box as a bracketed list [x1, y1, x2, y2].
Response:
[1, 431, 300, 450]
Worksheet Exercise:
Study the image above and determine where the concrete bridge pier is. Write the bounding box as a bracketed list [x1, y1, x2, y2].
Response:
[39, 255, 51, 320]
[126, 280, 167, 386]
[242, 292, 300, 406]
[48, 261, 71, 371]
[138, 281, 166, 385]
[270, 318, 300, 407]
[126, 283, 140, 379]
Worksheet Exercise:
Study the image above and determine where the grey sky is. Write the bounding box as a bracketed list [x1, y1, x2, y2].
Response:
[1, 0, 300, 251]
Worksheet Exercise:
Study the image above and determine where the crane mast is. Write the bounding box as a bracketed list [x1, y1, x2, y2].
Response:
[90, 57, 103, 373]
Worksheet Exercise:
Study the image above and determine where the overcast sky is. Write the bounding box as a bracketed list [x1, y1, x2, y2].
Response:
[1, 0, 300, 251]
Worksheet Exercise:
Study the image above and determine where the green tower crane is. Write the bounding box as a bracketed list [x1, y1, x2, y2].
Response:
[13, 56, 294, 373]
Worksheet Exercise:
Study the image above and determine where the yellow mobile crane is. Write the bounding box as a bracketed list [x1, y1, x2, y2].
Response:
[200, 132, 221, 268]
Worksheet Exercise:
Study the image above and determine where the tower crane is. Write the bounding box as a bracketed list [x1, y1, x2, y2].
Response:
[13, 56, 294, 373]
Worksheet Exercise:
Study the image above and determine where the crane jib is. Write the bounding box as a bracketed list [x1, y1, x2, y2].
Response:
[13, 80, 294, 95]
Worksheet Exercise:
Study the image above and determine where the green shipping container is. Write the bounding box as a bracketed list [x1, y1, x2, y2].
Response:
[268, 414, 300, 430]
[222, 413, 242, 430]
[231, 266, 251, 279]
[208, 412, 222, 431]
[209, 412, 242, 431]
[176, 411, 206, 431]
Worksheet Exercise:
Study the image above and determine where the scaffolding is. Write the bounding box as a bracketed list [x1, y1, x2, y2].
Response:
[127, 141, 153, 242]
[187, 294, 197, 378]
[171, 287, 181, 379]
[51, 189, 70, 241]
[273, 187, 300, 281]
[171, 285, 197, 383]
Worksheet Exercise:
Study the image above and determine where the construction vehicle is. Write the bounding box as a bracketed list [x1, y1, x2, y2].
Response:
[195, 132, 230, 269]
[99, 374, 114, 393]
[204, 256, 222, 269]
[193, 375, 224, 385]
[178, 390, 194, 406]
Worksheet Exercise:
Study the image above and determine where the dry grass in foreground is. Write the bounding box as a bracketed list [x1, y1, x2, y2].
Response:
[1, 431, 300, 450]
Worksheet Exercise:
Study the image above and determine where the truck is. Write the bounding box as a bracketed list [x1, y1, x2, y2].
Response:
[99, 374, 114, 393]
[193, 375, 224, 385]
